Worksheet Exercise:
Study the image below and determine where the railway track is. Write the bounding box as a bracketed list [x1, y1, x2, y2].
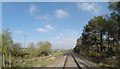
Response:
[63, 52, 82, 69]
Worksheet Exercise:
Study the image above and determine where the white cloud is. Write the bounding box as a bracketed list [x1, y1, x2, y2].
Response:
[29, 4, 38, 15]
[36, 28, 47, 32]
[15, 30, 23, 34]
[77, 3, 101, 14]
[42, 14, 49, 20]
[60, 33, 63, 36]
[55, 9, 69, 19]
[55, 36, 60, 39]
[35, 14, 49, 20]
[45, 25, 54, 30]
[55, 33, 63, 40]
[36, 25, 54, 32]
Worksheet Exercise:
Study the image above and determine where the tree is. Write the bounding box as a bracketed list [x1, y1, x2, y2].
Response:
[108, 2, 120, 14]
[28, 43, 36, 57]
[2, 29, 13, 56]
[37, 41, 52, 56]
[13, 43, 22, 49]
[12, 43, 23, 56]
[2, 29, 13, 67]
[0, 34, 2, 66]
[92, 16, 107, 52]
[108, 1, 120, 68]
[80, 16, 107, 53]
[74, 2, 120, 67]
[74, 37, 81, 53]
[108, 2, 120, 41]
[0, 34, 2, 54]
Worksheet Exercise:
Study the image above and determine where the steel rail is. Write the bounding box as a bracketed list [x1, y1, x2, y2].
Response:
[63, 53, 69, 69]
[63, 52, 82, 69]
[71, 53, 82, 69]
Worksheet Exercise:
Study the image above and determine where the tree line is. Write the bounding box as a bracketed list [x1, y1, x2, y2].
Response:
[74, 2, 120, 67]
[0, 29, 52, 67]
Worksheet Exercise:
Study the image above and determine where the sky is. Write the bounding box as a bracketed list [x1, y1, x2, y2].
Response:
[2, 2, 110, 49]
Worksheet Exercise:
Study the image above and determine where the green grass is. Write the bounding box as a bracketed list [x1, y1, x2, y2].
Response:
[51, 49, 72, 56]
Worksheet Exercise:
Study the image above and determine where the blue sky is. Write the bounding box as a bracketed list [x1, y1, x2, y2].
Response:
[3, 2, 110, 49]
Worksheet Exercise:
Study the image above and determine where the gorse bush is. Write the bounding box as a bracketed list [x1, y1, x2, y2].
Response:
[88, 52, 101, 57]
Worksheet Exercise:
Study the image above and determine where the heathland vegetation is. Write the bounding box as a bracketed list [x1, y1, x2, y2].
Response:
[1, 28, 54, 67]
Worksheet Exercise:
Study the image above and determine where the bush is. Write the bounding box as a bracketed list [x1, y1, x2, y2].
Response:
[74, 47, 80, 53]
[88, 51, 101, 57]
[41, 51, 49, 56]
[37, 41, 52, 56]
[105, 56, 117, 66]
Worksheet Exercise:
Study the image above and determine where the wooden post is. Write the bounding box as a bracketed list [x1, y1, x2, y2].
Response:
[2, 54, 5, 67]
[9, 52, 11, 67]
